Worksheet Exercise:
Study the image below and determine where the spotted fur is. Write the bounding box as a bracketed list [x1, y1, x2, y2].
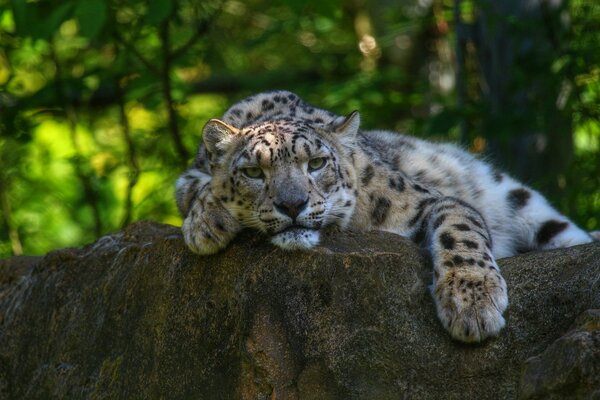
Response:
[176, 90, 596, 343]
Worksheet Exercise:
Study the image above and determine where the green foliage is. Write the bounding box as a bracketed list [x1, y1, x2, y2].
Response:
[0, 0, 598, 257]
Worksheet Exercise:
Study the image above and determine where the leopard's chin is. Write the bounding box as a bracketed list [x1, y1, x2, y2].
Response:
[270, 227, 321, 250]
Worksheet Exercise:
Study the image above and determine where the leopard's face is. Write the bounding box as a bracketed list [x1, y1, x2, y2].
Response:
[207, 118, 359, 249]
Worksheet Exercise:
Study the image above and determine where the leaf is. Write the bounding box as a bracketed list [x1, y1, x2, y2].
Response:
[145, 0, 173, 25]
[75, 0, 107, 39]
[10, 0, 35, 37]
[38, 2, 75, 39]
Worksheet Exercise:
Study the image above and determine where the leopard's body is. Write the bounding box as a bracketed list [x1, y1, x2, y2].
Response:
[176, 90, 597, 343]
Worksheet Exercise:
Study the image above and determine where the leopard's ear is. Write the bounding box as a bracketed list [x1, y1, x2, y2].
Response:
[203, 119, 240, 157]
[332, 111, 360, 146]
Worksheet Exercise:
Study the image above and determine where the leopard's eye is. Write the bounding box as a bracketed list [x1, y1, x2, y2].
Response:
[242, 166, 264, 179]
[308, 157, 327, 172]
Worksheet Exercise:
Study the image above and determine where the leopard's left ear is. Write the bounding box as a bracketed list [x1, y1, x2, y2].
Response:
[332, 111, 360, 145]
[203, 119, 240, 157]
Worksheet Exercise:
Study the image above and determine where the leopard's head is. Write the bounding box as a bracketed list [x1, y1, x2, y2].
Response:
[203, 113, 360, 250]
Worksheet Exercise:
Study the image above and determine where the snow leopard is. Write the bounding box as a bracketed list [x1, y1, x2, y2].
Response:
[175, 90, 598, 343]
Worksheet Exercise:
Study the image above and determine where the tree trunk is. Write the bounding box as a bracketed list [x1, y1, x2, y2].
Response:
[470, 0, 572, 194]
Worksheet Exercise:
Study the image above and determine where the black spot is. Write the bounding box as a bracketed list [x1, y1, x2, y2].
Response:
[246, 111, 254, 120]
[413, 223, 427, 244]
[462, 240, 478, 249]
[303, 143, 311, 157]
[433, 214, 447, 230]
[507, 188, 531, 209]
[413, 184, 429, 193]
[408, 197, 436, 226]
[261, 100, 275, 111]
[477, 260, 485, 267]
[439, 232, 455, 250]
[388, 176, 406, 192]
[453, 223, 471, 231]
[466, 216, 484, 229]
[371, 197, 391, 225]
[361, 165, 375, 186]
[443, 260, 454, 268]
[453, 255, 464, 265]
[537, 220, 569, 245]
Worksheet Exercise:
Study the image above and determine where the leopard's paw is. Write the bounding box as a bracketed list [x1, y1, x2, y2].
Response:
[433, 267, 508, 342]
[182, 197, 240, 255]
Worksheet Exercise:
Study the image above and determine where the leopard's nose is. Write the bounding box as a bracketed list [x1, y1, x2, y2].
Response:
[274, 198, 308, 220]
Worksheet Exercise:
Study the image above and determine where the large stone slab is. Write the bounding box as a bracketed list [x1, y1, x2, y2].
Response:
[1, 221, 599, 399]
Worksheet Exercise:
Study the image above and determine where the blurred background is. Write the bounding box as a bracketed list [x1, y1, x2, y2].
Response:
[0, 0, 598, 257]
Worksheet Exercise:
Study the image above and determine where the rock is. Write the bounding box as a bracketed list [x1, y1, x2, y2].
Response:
[0, 221, 599, 399]
[520, 310, 600, 399]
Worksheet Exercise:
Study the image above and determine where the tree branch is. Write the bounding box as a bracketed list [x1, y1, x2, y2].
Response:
[113, 31, 160, 76]
[117, 80, 140, 228]
[0, 186, 23, 256]
[159, 21, 189, 164]
[454, 0, 468, 144]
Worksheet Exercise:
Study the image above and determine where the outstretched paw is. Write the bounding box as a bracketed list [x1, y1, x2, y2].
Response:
[433, 267, 508, 342]
[182, 194, 240, 255]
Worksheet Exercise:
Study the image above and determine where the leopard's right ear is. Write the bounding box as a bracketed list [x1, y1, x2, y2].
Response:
[331, 111, 360, 150]
[203, 119, 240, 157]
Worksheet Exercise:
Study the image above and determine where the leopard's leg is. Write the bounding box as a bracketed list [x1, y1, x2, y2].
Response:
[499, 185, 596, 254]
[176, 169, 241, 255]
[421, 197, 508, 342]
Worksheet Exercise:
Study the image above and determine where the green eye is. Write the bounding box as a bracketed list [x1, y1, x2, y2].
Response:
[308, 157, 326, 171]
[242, 166, 264, 179]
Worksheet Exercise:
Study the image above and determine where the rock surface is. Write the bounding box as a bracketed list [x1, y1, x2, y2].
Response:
[0, 221, 599, 399]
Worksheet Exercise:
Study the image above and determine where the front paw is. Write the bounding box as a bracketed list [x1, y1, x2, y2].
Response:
[182, 199, 240, 255]
[433, 267, 508, 342]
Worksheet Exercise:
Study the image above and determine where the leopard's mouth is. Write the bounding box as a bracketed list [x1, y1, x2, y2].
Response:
[273, 223, 321, 235]
[270, 225, 322, 250]
[276, 224, 320, 235]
